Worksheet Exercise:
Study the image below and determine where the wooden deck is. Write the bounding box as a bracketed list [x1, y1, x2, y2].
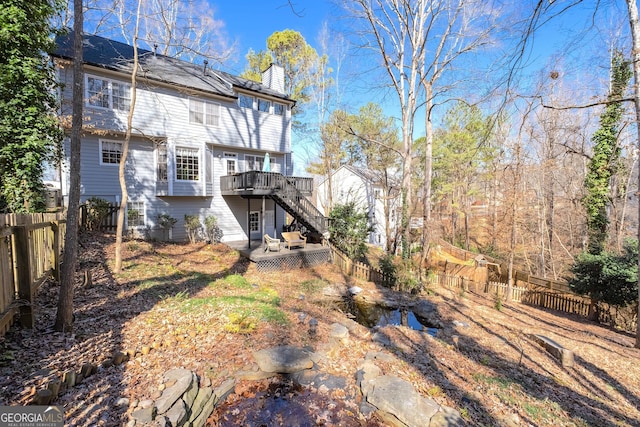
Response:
[226, 240, 331, 272]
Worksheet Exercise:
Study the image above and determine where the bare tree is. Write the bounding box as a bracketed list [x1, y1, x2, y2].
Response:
[114, 0, 142, 273]
[84, 0, 234, 65]
[54, 0, 83, 332]
[347, 0, 502, 261]
[623, 0, 640, 348]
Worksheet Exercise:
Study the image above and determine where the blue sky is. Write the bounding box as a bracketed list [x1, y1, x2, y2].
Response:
[215, 1, 335, 74]
[211, 1, 631, 172]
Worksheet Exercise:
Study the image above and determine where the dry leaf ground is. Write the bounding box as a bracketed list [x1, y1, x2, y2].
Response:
[0, 232, 639, 426]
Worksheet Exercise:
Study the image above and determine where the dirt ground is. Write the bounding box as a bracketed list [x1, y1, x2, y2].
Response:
[1, 233, 639, 426]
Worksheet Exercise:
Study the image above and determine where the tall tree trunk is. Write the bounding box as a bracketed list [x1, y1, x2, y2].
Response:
[420, 93, 433, 276]
[624, 0, 640, 349]
[114, 0, 141, 273]
[54, 0, 83, 332]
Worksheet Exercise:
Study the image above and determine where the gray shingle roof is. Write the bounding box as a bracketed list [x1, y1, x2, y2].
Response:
[53, 31, 293, 102]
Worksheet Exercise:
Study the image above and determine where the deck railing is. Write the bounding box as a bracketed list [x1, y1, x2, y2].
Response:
[220, 171, 313, 195]
[220, 172, 327, 234]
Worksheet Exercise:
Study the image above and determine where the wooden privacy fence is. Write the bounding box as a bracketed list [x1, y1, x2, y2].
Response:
[79, 203, 118, 231]
[522, 290, 590, 317]
[331, 246, 393, 286]
[431, 272, 528, 302]
[0, 213, 66, 335]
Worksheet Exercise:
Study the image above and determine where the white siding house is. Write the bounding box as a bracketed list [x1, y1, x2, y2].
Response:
[316, 165, 400, 250]
[52, 32, 301, 242]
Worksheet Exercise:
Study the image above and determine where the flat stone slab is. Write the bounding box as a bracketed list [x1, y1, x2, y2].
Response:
[252, 345, 314, 373]
[529, 334, 574, 368]
[367, 375, 440, 427]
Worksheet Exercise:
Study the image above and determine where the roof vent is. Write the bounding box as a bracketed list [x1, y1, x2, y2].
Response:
[153, 43, 158, 56]
[203, 59, 208, 75]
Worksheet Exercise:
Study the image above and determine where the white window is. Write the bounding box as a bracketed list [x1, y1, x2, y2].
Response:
[127, 201, 145, 227]
[157, 144, 167, 181]
[245, 155, 264, 171]
[238, 94, 254, 109]
[189, 99, 220, 126]
[86, 75, 130, 111]
[273, 103, 285, 116]
[224, 152, 237, 175]
[100, 140, 123, 165]
[257, 98, 270, 113]
[175, 147, 199, 181]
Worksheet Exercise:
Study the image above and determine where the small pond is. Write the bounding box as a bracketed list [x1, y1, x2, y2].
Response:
[342, 298, 438, 336]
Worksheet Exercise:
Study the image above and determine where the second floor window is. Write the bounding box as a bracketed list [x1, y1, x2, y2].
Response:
[176, 147, 199, 181]
[238, 94, 254, 109]
[189, 99, 220, 126]
[86, 75, 130, 111]
[273, 103, 285, 116]
[257, 99, 271, 113]
[100, 140, 122, 165]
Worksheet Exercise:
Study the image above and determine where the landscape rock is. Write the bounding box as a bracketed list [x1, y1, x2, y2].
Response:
[348, 286, 363, 295]
[182, 372, 199, 409]
[187, 387, 212, 423]
[367, 376, 440, 427]
[429, 406, 465, 427]
[131, 406, 156, 424]
[357, 360, 382, 398]
[191, 390, 217, 427]
[213, 378, 235, 404]
[330, 323, 349, 340]
[164, 399, 188, 427]
[155, 369, 194, 414]
[252, 345, 314, 373]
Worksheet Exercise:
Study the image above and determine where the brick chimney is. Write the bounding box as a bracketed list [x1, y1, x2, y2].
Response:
[262, 63, 285, 94]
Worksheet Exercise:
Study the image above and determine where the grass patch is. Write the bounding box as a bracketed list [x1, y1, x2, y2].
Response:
[209, 273, 251, 289]
[299, 278, 328, 295]
[472, 373, 513, 389]
[180, 283, 287, 332]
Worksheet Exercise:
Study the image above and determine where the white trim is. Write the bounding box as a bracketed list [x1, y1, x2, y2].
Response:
[188, 98, 221, 127]
[85, 73, 131, 111]
[174, 146, 200, 182]
[99, 139, 123, 166]
[223, 152, 237, 175]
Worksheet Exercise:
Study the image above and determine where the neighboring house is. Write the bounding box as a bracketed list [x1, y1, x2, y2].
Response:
[316, 164, 400, 250]
[50, 31, 314, 243]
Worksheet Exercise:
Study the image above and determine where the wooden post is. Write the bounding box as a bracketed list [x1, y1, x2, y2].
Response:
[14, 225, 34, 328]
[51, 221, 60, 282]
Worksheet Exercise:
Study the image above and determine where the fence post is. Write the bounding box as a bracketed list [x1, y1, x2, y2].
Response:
[14, 226, 34, 328]
[51, 221, 61, 283]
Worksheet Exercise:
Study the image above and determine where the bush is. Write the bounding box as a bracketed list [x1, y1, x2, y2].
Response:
[328, 202, 372, 260]
[378, 254, 398, 288]
[184, 214, 201, 243]
[378, 254, 421, 293]
[85, 197, 111, 231]
[157, 213, 177, 230]
[204, 215, 223, 243]
[568, 238, 638, 308]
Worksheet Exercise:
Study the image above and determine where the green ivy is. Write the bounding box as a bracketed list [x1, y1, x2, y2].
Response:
[0, 0, 64, 212]
[582, 50, 632, 254]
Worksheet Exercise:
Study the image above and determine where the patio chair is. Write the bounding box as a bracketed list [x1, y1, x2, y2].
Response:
[264, 234, 281, 252]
